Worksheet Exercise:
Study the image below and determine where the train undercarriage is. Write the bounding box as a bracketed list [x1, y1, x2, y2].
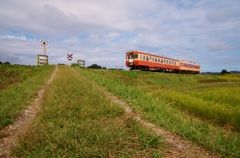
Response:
[130, 66, 199, 74]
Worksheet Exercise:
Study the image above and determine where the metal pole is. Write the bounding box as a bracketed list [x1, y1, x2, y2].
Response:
[43, 42, 45, 56]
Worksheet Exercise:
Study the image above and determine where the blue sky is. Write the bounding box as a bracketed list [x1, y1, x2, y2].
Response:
[0, 0, 239, 72]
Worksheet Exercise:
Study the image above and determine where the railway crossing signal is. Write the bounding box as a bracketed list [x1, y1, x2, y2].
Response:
[67, 54, 73, 61]
[38, 40, 49, 65]
[40, 40, 49, 56]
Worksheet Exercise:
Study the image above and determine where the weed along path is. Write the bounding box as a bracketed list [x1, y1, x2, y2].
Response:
[0, 66, 58, 157]
[72, 68, 220, 158]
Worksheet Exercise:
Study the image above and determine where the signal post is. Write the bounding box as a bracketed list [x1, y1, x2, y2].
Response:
[77, 60, 85, 68]
[37, 40, 49, 65]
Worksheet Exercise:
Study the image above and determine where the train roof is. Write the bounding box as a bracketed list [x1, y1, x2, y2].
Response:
[126, 50, 177, 60]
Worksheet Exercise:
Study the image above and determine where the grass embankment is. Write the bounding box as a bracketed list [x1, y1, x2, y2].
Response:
[13, 66, 166, 157]
[0, 65, 55, 130]
[77, 68, 240, 157]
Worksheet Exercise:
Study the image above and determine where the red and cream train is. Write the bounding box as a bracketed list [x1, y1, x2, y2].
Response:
[126, 50, 200, 73]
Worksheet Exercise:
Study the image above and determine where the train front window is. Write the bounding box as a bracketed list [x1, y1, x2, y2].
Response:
[126, 55, 129, 59]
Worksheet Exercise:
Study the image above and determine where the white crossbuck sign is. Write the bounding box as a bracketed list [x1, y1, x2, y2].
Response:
[67, 54, 73, 61]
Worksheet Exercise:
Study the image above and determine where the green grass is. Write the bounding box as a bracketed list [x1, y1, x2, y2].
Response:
[77, 68, 240, 157]
[220, 74, 240, 82]
[0, 64, 50, 90]
[13, 66, 166, 157]
[0, 65, 55, 129]
[3, 65, 239, 157]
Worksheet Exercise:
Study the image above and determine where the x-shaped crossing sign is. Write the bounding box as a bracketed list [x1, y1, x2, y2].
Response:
[67, 54, 73, 61]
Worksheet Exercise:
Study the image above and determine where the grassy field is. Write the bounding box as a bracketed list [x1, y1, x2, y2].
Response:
[79, 69, 240, 130]
[0, 64, 55, 130]
[1, 65, 240, 157]
[13, 66, 166, 157]
[77, 67, 240, 157]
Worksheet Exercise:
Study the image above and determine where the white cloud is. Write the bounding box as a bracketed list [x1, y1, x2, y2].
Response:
[0, 0, 239, 72]
[0, 35, 27, 40]
[0, 51, 21, 64]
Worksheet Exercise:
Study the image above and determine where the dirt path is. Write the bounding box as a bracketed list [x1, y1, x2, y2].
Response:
[0, 66, 58, 158]
[73, 68, 221, 158]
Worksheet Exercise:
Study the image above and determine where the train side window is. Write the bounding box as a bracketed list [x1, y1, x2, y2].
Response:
[161, 59, 163, 63]
[155, 58, 157, 62]
[134, 54, 138, 59]
[140, 55, 142, 60]
[146, 56, 149, 61]
[152, 57, 154, 62]
[143, 55, 145, 60]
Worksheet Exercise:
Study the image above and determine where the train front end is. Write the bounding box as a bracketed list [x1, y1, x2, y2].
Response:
[126, 51, 138, 70]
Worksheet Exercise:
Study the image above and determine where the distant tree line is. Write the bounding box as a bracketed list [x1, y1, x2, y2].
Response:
[221, 69, 230, 74]
[203, 69, 238, 74]
[0, 61, 11, 64]
[87, 64, 106, 69]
